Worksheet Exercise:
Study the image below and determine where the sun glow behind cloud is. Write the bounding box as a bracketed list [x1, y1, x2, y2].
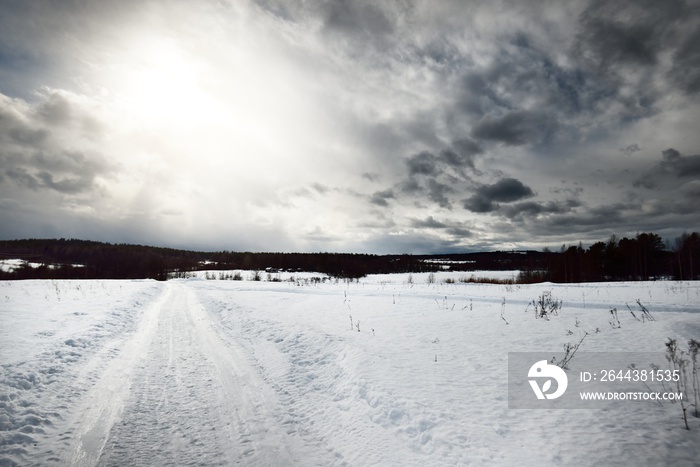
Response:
[118, 40, 216, 127]
[70, 11, 362, 251]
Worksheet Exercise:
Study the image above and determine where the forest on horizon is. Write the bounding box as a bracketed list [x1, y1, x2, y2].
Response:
[0, 231, 698, 282]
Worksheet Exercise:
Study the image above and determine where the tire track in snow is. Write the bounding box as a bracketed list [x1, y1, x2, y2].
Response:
[62, 283, 172, 467]
[85, 282, 302, 466]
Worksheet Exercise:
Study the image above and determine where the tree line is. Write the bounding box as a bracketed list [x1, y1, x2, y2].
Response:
[518, 232, 699, 283]
[0, 239, 201, 280]
[0, 239, 435, 280]
[0, 232, 697, 282]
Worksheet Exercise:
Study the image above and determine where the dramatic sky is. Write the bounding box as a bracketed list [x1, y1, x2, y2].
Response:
[1, 0, 699, 253]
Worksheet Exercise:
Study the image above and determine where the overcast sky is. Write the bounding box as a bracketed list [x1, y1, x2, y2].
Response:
[1, 0, 699, 253]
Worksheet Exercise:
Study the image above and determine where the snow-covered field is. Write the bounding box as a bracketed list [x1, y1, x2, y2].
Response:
[1, 273, 699, 466]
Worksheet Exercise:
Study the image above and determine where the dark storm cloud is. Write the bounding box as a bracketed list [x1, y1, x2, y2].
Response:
[462, 195, 497, 214]
[406, 151, 438, 176]
[369, 189, 395, 207]
[452, 33, 593, 141]
[36, 169, 95, 194]
[633, 174, 656, 190]
[544, 202, 632, 231]
[2, 149, 108, 195]
[408, 217, 473, 241]
[5, 167, 40, 190]
[440, 138, 482, 171]
[398, 177, 422, 196]
[426, 178, 453, 209]
[0, 92, 110, 196]
[665, 196, 700, 215]
[620, 143, 641, 156]
[574, 0, 688, 73]
[392, 139, 486, 210]
[407, 139, 483, 176]
[410, 216, 446, 229]
[669, 27, 700, 95]
[463, 178, 535, 213]
[394, 175, 455, 209]
[680, 181, 700, 199]
[475, 178, 535, 203]
[500, 200, 577, 220]
[661, 149, 700, 177]
[438, 149, 465, 168]
[635, 148, 700, 188]
[322, 0, 395, 42]
[458, 72, 511, 118]
[663, 148, 682, 161]
[576, 15, 657, 69]
[4, 153, 102, 194]
[451, 138, 483, 157]
[418, 36, 461, 66]
[568, 0, 700, 130]
[446, 227, 472, 238]
[443, 0, 700, 155]
[471, 111, 558, 146]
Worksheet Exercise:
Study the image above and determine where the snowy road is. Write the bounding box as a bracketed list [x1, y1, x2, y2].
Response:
[66, 283, 308, 466]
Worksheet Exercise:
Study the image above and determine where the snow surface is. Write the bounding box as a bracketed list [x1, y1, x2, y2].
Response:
[0, 260, 45, 273]
[0, 259, 84, 273]
[1, 274, 699, 466]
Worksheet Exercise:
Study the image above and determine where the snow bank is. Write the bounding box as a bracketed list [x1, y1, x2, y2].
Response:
[0, 280, 163, 465]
